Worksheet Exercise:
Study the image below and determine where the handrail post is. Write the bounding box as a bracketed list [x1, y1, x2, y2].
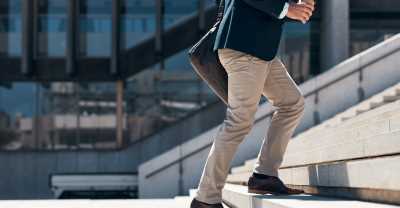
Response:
[313, 91, 320, 125]
[358, 69, 365, 102]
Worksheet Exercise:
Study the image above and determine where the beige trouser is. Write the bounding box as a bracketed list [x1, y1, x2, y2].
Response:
[194, 48, 305, 204]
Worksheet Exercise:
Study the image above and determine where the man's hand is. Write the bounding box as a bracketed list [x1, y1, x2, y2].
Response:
[286, 0, 315, 24]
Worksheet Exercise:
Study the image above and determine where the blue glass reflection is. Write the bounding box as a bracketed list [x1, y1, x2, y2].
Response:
[164, 0, 198, 28]
[79, 0, 112, 57]
[38, 0, 67, 57]
[0, 0, 21, 57]
[121, 0, 156, 49]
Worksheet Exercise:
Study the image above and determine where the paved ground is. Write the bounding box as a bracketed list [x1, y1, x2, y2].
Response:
[0, 199, 186, 208]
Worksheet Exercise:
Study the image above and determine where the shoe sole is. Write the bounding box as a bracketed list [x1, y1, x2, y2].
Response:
[248, 188, 304, 195]
[248, 188, 278, 195]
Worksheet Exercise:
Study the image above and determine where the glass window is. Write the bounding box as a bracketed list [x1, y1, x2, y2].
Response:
[350, 18, 400, 56]
[38, 0, 67, 57]
[121, 0, 156, 50]
[164, 0, 198, 29]
[0, 82, 44, 150]
[79, 0, 112, 57]
[0, 82, 127, 150]
[0, 0, 22, 57]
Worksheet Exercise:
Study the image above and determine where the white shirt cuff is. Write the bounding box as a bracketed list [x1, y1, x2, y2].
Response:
[278, 2, 290, 19]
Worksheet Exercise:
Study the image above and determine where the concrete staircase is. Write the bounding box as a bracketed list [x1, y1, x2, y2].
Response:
[224, 82, 400, 207]
[138, 33, 400, 200]
[222, 184, 399, 208]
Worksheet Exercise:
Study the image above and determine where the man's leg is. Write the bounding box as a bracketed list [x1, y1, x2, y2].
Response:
[194, 48, 270, 204]
[253, 57, 305, 177]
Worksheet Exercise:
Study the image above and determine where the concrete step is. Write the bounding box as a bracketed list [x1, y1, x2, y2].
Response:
[222, 184, 400, 208]
[283, 105, 400, 168]
[188, 189, 231, 208]
[229, 155, 400, 191]
[338, 82, 400, 121]
[237, 101, 400, 171]
[0, 199, 183, 208]
[227, 94, 400, 205]
[189, 189, 197, 198]
[174, 196, 193, 207]
[311, 82, 400, 128]
[231, 101, 400, 175]
[227, 155, 400, 205]
[286, 99, 400, 155]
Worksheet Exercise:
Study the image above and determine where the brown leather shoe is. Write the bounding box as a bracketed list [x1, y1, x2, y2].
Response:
[247, 175, 304, 195]
[190, 198, 223, 208]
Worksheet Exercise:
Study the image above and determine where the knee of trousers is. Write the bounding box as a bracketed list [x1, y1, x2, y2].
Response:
[296, 95, 306, 112]
[279, 94, 305, 113]
[214, 108, 256, 144]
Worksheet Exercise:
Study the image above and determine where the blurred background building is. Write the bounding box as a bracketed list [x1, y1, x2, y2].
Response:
[0, 0, 399, 205]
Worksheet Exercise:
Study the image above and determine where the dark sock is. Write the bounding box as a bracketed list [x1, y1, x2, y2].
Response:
[252, 172, 274, 179]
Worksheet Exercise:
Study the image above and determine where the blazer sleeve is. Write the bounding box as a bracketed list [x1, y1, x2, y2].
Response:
[240, 0, 288, 19]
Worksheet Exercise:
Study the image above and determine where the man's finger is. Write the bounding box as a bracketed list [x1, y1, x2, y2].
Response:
[296, 4, 313, 14]
[302, 0, 315, 7]
[303, 4, 314, 12]
[302, 13, 309, 21]
[299, 3, 314, 12]
[298, 6, 312, 17]
[304, 0, 315, 7]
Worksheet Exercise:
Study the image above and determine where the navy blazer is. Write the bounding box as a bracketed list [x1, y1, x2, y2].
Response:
[213, 0, 291, 61]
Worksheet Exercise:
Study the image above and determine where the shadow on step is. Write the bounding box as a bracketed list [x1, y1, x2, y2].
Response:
[279, 163, 400, 205]
[252, 194, 339, 201]
[287, 184, 400, 206]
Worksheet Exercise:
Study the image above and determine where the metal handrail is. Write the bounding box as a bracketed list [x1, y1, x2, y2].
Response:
[145, 34, 400, 179]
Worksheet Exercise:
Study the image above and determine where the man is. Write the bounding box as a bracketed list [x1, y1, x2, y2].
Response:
[191, 0, 315, 207]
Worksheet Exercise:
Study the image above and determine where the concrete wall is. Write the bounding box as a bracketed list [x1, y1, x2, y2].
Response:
[0, 100, 226, 199]
[0, 151, 130, 198]
[138, 34, 400, 198]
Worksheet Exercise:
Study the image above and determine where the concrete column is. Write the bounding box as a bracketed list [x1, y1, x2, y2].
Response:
[320, 0, 350, 71]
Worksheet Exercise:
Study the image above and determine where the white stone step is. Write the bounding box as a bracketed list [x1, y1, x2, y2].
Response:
[228, 155, 400, 197]
[281, 108, 400, 168]
[0, 199, 182, 208]
[333, 82, 400, 122]
[289, 100, 400, 152]
[280, 155, 400, 191]
[230, 100, 400, 175]
[223, 184, 400, 208]
[226, 94, 400, 205]
[188, 189, 230, 208]
[290, 83, 400, 146]
[174, 196, 193, 207]
[189, 189, 197, 198]
[231, 121, 400, 178]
